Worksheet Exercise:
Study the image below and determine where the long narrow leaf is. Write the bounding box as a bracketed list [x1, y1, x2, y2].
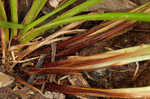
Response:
[20, 0, 77, 36]
[21, 12, 150, 43]
[0, 0, 7, 21]
[0, 0, 9, 41]
[10, 0, 18, 37]
[25, 44, 150, 74]
[22, 0, 47, 25]
[0, 21, 24, 29]
[53, 0, 104, 21]
[46, 84, 150, 98]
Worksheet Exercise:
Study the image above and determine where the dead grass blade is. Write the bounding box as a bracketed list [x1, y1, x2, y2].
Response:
[23, 67, 80, 75]
[48, 21, 136, 58]
[59, 21, 85, 31]
[45, 84, 150, 98]
[8, 42, 38, 51]
[10, 29, 86, 70]
[24, 44, 150, 74]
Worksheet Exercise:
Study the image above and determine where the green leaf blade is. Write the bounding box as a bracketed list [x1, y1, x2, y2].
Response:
[53, 0, 104, 21]
[10, 0, 18, 37]
[0, 21, 25, 29]
[22, 0, 47, 25]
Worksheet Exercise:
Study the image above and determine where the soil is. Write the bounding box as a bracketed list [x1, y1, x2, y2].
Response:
[1, 0, 150, 99]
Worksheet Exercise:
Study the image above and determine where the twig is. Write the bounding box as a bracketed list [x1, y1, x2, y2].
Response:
[11, 56, 39, 63]
[132, 62, 140, 81]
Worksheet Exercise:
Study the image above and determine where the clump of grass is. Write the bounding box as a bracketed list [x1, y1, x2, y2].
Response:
[1, 0, 150, 98]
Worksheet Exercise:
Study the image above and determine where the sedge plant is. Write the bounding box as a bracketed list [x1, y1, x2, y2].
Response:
[0, 0, 150, 44]
[1, 0, 150, 98]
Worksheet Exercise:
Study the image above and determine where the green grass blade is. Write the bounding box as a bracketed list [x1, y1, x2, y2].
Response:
[22, 0, 47, 25]
[20, 12, 150, 43]
[0, 21, 24, 29]
[0, 0, 7, 21]
[20, 0, 77, 36]
[10, 0, 18, 37]
[0, 0, 9, 41]
[53, 0, 104, 21]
